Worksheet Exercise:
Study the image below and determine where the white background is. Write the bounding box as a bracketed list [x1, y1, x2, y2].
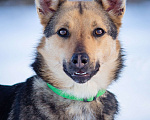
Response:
[0, 1, 150, 120]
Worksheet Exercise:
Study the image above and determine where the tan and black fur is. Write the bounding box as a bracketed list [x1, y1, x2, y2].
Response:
[0, 0, 126, 120]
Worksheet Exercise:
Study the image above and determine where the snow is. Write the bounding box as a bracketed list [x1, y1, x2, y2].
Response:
[0, 2, 150, 120]
[0, 5, 42, 84]
[109, 2, 150, 120]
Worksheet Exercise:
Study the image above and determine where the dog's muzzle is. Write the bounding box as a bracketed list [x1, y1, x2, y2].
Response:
[63, 53, 100, 83]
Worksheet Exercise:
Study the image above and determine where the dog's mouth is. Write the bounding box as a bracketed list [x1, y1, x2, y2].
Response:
[72, 70, 91, 83]
[63, 61, 100, 83]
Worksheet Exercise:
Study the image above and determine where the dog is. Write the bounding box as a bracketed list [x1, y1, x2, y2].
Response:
[0, 0, 126, 119]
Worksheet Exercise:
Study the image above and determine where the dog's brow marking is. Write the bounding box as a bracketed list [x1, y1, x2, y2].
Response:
[62, 22, 70, 28]
[92, 21, 97, 27]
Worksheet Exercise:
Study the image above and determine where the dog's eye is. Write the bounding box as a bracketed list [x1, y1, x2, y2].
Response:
[57, 28, 70, 38]
[93, 28, 105, 37]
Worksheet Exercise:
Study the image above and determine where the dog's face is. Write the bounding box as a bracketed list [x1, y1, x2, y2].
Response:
[33, 0, 125, 98]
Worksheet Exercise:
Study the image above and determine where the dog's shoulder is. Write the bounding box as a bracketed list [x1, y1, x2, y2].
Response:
[0, 82, 25, 120]
[99, 91, 119, 119]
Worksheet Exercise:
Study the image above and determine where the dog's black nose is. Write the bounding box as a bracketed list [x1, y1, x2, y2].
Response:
[71, 53, 89, 68]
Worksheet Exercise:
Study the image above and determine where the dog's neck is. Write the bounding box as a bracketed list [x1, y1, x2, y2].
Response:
[47, 83, 106, 102]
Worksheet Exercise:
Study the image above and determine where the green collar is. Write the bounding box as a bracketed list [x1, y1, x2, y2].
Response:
[47, 83, 106, 102]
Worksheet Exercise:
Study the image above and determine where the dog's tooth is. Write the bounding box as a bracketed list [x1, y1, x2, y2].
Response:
[74, 72, 87, 75]
[82, 72, 87, 75]
[75, 72, 80, 75]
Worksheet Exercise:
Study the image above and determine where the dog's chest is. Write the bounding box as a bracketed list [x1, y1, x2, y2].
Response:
[65, 103, 96, 120]
[32, 78, 102, 120]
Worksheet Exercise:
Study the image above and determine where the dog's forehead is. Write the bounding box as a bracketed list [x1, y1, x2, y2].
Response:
[57, 1, 107, 26]
[61, 1, 103, 12]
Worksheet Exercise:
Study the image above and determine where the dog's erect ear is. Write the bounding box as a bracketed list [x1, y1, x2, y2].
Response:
[35, 0, 64, 27]
[98, 0, 126, 27]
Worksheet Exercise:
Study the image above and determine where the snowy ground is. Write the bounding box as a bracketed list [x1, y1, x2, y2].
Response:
[0, 2, 150, 120]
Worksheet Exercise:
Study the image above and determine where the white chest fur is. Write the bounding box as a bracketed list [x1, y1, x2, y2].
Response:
[66, 103, 96, 120]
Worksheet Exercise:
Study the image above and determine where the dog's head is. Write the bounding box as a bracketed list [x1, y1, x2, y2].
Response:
[33, 0, 125, 98]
